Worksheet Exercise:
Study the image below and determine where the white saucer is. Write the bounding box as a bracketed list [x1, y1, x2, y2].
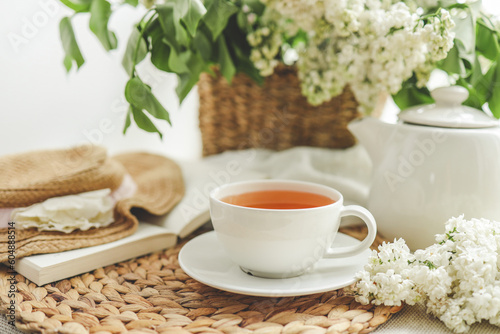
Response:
[178, 231, 371, 297]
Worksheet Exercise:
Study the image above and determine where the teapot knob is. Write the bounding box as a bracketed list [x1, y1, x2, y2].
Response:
[430, 86, 469, 106]
[400, 85, 497, 128]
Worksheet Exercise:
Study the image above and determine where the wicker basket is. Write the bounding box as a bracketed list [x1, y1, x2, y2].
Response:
[198, 65, 360, 156]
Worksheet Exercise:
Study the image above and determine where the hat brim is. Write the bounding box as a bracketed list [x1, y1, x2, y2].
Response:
[0, 146, 125, 208]
[0, 152, 184, 261]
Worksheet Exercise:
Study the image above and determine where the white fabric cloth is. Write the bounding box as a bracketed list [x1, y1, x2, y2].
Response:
[198, 145, 373, 206]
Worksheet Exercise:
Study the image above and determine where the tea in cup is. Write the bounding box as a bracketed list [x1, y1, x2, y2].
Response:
[209, 180, 377, 278]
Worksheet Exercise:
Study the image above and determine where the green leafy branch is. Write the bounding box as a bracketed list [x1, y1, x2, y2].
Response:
[59, 0, 128, 70]
[59, 0, 263, 138]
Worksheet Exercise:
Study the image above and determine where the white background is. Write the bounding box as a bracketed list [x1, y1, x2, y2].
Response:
[0, 0, 202, 161]
[0, 0, 499, 161]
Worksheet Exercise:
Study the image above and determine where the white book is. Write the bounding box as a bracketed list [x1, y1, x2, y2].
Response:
[15, 223, 177, 286]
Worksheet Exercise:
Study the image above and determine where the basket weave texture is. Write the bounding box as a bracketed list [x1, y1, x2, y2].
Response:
[198, 66, 360, 156]
[0, 226, 402, 334]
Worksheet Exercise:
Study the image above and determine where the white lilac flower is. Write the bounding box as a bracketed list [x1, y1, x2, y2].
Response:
[470, 284, 500, 322]
[352, 215, 500, 333]
[246, 8, 284, 77]
[436, 298, 471, 334]
[262, 0, 454, 112]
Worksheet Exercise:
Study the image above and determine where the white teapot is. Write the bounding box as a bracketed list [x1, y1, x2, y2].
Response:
[348, 86, 500, 250]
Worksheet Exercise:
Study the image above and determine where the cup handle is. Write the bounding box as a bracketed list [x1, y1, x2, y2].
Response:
[324, 205, 377, 258]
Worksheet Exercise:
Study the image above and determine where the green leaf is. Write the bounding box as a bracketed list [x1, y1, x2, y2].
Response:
[451, 6, 475, 65]
[236, 11, 248, 31]
[488, 89, 500, 119]
[172, 0, 207, 37]
[156, 4, 181, 49]
[122, 26, 148, 76]
[221, 15, 263, 85]
[125, 77, 171, 124]
[217, 35, 236, 83]
[476, 61, 496, 101]
[241, 0, 265, 15]
[439, 42, 466, 76]
[60, 0, 92, 12]
[146, 18, 176, 72]
[203, 0, 238, 41]
[59, 17, 85, 71]
[392, 76, 434, 109]
[167, 45, 191, 74]
[467, 55, 495, 109]
[63, 55, 73, 72]
[175, 53, 206, 103]
[193, 27, 213, 61]
[486, 55, 500, 118]
[154, 7, 196, 74]
[223, 15, 264, 85]
[176, 73, 199, 103]
[131, 106, 163, 138]
[233, 43, 263, 84]
[476, 18, 500, 61]
[289, 29, 308, 48]
[157, 3, 190, 47]
[174, 21, 190, 46]
[123, 108, 132, 134]
[455, 39, 474, 74]
[459, 81, 484, 111]
[124, 0, 138, 6]
[89, 0, 118, 51]
[470, 55, 483, 86]
[145, 17, 163, 39]
[151, 39, 172, 72]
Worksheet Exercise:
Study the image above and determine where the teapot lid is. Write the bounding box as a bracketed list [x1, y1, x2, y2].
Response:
[399, 86, 499, 128]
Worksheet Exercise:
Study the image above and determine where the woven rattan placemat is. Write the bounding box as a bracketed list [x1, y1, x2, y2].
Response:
[0, 226, 402, 334]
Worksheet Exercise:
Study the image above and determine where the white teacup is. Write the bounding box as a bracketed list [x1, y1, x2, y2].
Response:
[209, 180, 377, 279]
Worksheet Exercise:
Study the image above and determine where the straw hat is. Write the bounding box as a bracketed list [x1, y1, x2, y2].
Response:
[0, 145, 184, 262]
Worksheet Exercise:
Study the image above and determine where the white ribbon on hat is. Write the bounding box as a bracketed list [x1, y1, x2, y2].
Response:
[0, 174, 137, 232]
